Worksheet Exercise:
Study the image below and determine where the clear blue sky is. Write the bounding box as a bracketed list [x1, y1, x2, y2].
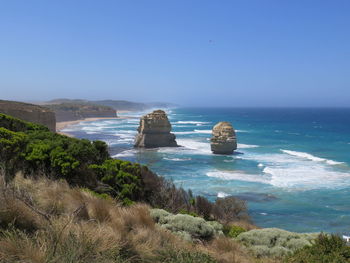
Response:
[0, 0, 349, 107]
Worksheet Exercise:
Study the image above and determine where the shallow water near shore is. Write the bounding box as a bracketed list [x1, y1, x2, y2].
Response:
[63, 107, 350, 234]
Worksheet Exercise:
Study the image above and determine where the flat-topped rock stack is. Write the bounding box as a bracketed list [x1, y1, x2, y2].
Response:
[210, 121, 237, 154]
[134, 110, 178, 148]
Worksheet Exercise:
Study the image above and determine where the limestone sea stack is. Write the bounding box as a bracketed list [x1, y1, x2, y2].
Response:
[210, 122, 237, 154]
[134, 110, 178, 148]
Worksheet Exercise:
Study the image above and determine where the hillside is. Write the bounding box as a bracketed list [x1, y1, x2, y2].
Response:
[0, 100, 55, 131]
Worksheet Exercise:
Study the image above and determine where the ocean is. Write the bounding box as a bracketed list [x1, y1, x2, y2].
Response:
[62, 107, 350, 234]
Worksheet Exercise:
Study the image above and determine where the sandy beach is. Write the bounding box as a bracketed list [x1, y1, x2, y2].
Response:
[56, 115, 134, 136]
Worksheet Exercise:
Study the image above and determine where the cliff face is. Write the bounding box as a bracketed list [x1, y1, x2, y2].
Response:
[0, 100, 56, 131]
[210, 122, 237, 154]
[134, 110, 178, 148]
[46, 103, 116, 122]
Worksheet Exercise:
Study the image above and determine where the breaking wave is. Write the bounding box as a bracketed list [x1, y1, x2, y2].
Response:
[281, 149, 344, 165]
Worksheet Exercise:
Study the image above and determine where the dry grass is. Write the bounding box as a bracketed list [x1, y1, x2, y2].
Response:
[0, 174, 280, 263]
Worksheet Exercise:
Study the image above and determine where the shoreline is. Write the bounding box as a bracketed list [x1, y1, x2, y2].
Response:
[56, 115, 134, 137]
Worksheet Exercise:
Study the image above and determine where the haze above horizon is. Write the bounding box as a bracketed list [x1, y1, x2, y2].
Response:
[0, 0, 349, 107]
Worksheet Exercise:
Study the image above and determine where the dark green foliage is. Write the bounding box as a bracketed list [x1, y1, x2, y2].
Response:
[223, 224, 246, 238]
[0, 114, 109, 187]
[0, 113, 48, 132]
[22, 131, 108, 185]
[89, 159, 142, 204]
[285, 234, 350, 263]
[0, 127, 27, 180]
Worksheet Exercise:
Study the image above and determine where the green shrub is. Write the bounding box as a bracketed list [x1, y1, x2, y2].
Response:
[236, 228, 318, 258]
[208, 221, 224, 235]
[162, 214, 215, 239]
[150, 209, 171, 223]
[285, 233, 350, 263]
[150, 209, 224, 240]
[0, 128, 27, 179]
[0, 113, 48, 132]
[89, 159, 142, 203]
[224, 225, 246, 238]
[179, 209, 198, 217]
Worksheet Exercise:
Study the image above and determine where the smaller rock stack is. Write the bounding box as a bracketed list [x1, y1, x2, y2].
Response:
[134, 110, 178, 148]
[210, 122, 237, 154]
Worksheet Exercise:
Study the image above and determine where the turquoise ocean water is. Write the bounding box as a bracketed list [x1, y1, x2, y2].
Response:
[63, 108, 350, 234]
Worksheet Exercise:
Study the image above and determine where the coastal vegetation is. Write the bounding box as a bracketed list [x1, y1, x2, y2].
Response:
[0, 112, 346, 263]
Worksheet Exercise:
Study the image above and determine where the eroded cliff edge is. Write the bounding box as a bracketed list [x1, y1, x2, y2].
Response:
[0, 100, 56, 131]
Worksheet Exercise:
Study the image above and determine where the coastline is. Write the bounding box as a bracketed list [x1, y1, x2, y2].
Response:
[56, 115, 133, 137]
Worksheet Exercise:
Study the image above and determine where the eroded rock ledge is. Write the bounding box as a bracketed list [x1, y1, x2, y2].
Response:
[134, 110, 178, 148]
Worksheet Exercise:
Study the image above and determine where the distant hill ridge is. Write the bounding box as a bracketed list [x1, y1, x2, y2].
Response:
[45, 98, 177, 111]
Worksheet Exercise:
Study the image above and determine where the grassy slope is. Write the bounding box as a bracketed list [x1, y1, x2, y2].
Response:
[0, 174, 273, 263]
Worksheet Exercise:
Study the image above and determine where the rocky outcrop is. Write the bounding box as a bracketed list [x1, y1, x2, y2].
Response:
[0, 100, 56, 131]
[210, 122, 237, 154]
[134, 110, 178, 148]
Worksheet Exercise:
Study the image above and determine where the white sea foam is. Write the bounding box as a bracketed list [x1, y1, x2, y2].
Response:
[207, 164, 350, 190]
[194, 129, 212, 134]
[86, 131, 99, 134]
[263, 165, 350, 189]
[112, 150, 136, 158]
[224, 150, 350, 189]
[207, 171, 270, 184]
[176, 139, 211, 154]
[163, 157, 192, 161]
[217, 192, 230, 198]
[237, 143, 259, 149]
[176, 121, 210, 125]
[281, 149, 344, 165]
[174, 129, 212, 135]
[82, 126, 104, 131]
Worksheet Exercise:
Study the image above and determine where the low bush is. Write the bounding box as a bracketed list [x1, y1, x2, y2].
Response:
[224, 224, 247, 238]
[285, 233, 350, 263]
[150, 209, 223, 240]
[236, 228, 318, 258]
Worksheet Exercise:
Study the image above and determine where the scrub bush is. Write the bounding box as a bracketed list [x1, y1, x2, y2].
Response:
[285, 233, 350, 263]
[150, 209, 224, 240]
[224, 225, 247, 238]
[236, 228, 318, 258]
